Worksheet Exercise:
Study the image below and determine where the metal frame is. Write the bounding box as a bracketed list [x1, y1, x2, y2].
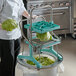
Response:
[17, 5, 63, 69]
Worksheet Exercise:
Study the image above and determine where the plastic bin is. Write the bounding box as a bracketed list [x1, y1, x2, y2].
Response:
[17, 54, 63, 76]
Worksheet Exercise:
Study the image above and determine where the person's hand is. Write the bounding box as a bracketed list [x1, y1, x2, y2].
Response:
[27, 15, 38, 19]
[32, 15, 38, 19]
[0, 23, 2, 29]
[22, 11, 38, 19]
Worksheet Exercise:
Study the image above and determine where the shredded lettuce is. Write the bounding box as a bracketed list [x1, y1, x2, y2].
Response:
[27, 56, 55, 66]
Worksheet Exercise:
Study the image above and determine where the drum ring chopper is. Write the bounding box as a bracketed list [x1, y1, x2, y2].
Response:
[17, 5, 63, 70]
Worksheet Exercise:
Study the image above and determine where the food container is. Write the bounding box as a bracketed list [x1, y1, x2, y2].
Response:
[17, 54, 62, 76]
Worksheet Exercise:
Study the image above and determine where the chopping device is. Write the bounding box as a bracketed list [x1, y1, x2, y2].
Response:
[17, 5, 63, 70]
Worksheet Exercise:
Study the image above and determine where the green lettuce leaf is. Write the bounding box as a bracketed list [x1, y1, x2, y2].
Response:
[36, 32, 52, 41]
[2, 19, 18, 31]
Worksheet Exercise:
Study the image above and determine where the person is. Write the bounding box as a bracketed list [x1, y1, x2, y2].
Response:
[0, 0, 37, 76]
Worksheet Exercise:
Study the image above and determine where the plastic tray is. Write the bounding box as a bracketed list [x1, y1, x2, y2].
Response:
[24, 21, 60, 33]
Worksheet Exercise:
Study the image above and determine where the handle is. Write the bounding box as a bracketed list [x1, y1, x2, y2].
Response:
[33, 5, 53, 10]
[31, 5, 53, 22]
[53, 12, 64, 15]
[53, 7, 69, 10]
[38, 12, 64, 16]
[19, 19, 34, 47]
[33, 15, 46, 22]
[30, 5, 53, 27]
[29, 5, 53, 41]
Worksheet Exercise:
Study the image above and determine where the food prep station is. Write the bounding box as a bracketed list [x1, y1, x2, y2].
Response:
[17, 3, 63, 76]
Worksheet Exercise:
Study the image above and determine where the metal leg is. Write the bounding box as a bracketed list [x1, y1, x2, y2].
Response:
[58, 63, 64, 73]
[72, 33, 76, 39]
[64, 34, 67, 38]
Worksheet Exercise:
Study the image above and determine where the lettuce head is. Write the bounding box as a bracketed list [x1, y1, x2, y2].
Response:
[36, 32, 52, 41]
[2, 19, 18, 31]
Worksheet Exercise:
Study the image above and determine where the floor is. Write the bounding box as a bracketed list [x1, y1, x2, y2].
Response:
[16, 35, 76, 76]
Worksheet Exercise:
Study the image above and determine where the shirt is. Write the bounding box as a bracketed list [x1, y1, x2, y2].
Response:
[0, 0, 26, 40]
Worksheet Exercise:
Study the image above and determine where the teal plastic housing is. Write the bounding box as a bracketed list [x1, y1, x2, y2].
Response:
[24, 21, 60, 33]
[18, 40, 62, 69]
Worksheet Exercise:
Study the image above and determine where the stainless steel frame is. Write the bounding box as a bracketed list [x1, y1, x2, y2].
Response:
[18, 5, 63, 70]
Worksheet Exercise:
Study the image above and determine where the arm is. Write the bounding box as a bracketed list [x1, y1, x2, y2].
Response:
[19, 0, 30, 18]
[22, 10, 38, 19]
[19, 0, 38, 19]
